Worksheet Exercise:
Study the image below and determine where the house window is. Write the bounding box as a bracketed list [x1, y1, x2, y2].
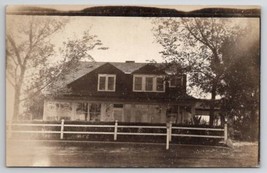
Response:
[98, 74, 116, 91]
[114, 104, 124, 108]
[107, 76, 115, 90]
[89, 103, 101, 121]
[133, 75, 165, 92]
[99, 76, 106, 90]
[76, 103, 89, 121]
[156, 77, 164, 91]
[169, 77, 182, 87]
[167, 105, 178, 124]
[134, 76, 142, 91]
[145, 77, 153, 91]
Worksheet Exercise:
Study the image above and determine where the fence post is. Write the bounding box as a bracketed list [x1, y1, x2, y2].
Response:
[114, 120, 118, 141]
[166, 123, 170, 150]
[60, 119, 65, 140]
[169, 122, 172, 142]
[224, 123, 228, 142]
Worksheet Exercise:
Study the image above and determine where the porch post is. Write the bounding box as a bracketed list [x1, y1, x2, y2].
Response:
[176, 106, 180, 124]
[224, 123, 228, 142]
[43, 100, 47, 120]
[191, 103, 196, 117]
[87, 103, 91, 121]
[169, 122, 172, 142]
[71, 103, 77, 121]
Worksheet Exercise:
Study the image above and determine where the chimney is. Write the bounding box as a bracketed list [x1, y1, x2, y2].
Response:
[125, 60, 135, 63]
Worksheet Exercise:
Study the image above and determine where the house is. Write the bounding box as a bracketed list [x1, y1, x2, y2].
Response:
[194, 100, 222, 126]
[43, 61, 199, 124]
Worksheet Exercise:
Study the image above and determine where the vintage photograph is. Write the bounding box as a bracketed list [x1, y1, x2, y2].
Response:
[6, 5, 260, 167]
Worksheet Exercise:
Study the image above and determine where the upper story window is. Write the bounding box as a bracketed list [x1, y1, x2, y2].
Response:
[98, 74, 116, 92]
[156, 77, 164, 91]
[133, 75, 165, 92]
[169, 77, 183, 88]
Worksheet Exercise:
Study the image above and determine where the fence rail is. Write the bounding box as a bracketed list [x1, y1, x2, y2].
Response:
[7, 120, 228, 150]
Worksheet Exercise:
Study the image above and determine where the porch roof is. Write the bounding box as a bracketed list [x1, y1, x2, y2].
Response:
[48, 93, 199, 105]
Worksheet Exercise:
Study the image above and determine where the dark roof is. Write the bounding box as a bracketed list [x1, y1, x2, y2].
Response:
[50, 62, 106, 90]
[54, 93, 198, 104]
[46, 61, 147, 92]
[55, 61, 152, 86]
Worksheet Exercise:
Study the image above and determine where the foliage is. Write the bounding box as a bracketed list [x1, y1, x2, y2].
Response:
[219, 25, 260, 141]
[6, 16, 106, 120]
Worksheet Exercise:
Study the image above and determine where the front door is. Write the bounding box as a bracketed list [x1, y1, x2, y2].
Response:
[113, 104, 124, 122]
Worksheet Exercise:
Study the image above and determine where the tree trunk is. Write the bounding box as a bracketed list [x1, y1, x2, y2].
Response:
[12, 85, 21, 121]
[209, 84, 216, 126]
[12, 67, 25, 121]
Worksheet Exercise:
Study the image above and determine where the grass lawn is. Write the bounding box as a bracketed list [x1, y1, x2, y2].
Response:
[6, 139, 259, 167]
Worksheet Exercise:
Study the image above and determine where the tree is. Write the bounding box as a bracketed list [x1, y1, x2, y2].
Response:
[6, 16, 105, 121]
[153, 18, 239, 126]
[219, 24, 260, 141]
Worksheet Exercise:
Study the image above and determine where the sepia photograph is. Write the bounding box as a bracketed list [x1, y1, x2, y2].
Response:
[5, 5, 260, 167]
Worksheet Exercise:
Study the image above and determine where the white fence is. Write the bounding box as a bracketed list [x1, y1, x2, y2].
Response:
[7, 120, 227, 150]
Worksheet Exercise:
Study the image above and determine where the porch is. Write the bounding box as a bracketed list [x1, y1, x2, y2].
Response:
[43, 100, 199, 125]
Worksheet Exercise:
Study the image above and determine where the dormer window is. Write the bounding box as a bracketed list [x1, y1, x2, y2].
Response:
[169, 77, 183, 88]
[145, 77, 153, 91]
[133, 75, 165, 92]
[156, 77, 164, 91]
[98, 74, 116, 92]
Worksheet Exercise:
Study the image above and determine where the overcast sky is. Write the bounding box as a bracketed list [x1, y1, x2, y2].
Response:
[50, 16, 259, 64]
[51, 16, 163, 63]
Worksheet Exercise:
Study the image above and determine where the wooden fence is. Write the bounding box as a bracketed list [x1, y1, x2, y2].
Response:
[7, 120, 227, 150]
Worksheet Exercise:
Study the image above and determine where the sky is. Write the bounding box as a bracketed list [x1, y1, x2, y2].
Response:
[51, 16, 163, 63]
[50, 15, 259, 64]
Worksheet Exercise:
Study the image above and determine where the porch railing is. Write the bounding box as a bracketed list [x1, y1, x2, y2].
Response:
[7, 120, 227, 150]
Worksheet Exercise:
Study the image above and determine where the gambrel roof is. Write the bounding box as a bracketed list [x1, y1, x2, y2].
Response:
[45, 61, 198, 102]
[51, 61, 184, 89]
[47, 61, 147, 93]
